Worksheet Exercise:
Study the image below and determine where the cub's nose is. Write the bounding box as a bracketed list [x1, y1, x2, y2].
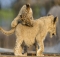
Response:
[26, 3, 30, 7]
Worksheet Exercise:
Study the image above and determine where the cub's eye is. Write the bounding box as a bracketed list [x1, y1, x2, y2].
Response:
[20, 15, 22, 18]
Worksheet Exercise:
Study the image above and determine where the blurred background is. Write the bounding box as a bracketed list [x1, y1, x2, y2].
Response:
[0, 0, 60, 53]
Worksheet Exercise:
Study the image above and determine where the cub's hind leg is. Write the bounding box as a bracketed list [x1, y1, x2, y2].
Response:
[14, 38, 24, 56]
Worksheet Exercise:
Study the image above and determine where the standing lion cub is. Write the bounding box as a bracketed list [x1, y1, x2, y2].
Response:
[0, 15, 58, 56]
[11, 3, 34, 27]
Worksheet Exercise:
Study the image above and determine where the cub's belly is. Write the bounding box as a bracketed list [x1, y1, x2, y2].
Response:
[24, 38, 35, 47]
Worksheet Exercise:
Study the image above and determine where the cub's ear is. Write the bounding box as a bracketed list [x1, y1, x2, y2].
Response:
[53, 16, 58, 24]
[26, 3, 30, 8]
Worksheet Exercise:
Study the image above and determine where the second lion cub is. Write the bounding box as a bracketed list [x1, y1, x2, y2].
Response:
[11, 3, 34, 27]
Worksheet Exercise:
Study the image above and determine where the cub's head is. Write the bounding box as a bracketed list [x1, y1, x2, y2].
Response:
[18, 3, 33, 27]
[48, 15, 58, 38]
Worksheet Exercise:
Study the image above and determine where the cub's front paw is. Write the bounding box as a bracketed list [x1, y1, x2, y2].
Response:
[11, 21, 17, 27]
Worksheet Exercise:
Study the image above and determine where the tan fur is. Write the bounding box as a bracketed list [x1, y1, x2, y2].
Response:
[11, 4, 33, 28]
[0, 15, 58, 56]
[0, 27, 15, 36]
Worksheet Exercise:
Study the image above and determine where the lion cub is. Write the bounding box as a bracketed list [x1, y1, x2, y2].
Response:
[11, 3, 33, 27]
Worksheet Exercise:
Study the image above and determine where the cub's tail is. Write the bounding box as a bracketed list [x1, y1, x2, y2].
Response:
[0, 27, 15, 36]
